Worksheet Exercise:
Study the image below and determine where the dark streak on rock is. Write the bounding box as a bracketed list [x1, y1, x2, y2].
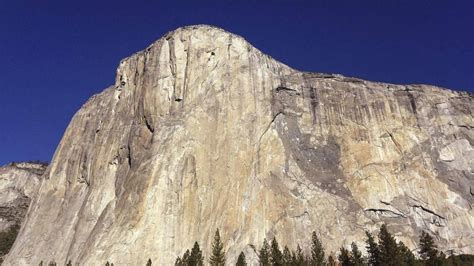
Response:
[309, 87, 318, 124]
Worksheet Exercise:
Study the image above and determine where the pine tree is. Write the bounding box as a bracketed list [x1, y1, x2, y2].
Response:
[365, 231, 380, 266]
[209, 229, 226, 265]
[419, 231, 439, 265]
[270, 237, 283, 265]
[350, 242, 364, 266]
[310, 231, 326, 266]
[378, 224, 401, 266]
[48, 261, 57, 266]
[236, 252, 247, 266]
[295, 244, 306, 266]
[66, 260, 72, 266]
[398, 241, 416, 266]
[338, 247, 352, 266]
[258, 238, 271, 266]
[146, 258, 152, 266]
[327, 255, 336, 266]
[182, 249, 191, 265]
[283, 246, 292, 265]
[291, 251, 298, 266]
[190, 242, 204, 266]
[175, 257, 182, 266]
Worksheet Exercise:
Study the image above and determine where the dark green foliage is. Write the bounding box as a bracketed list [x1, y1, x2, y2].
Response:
[182, 250, 191, 265]
[327, 255, 336, 266]
[66, 260, 72, 266]
[398, 241, 417, 266]
[338, 247, 352, 266]
[146, 258, 152, 266]
[48, 261, 57, 266]
[258, 238, 270, 266]
[350, 242, 364, 266]
[445, 254, 474, 266]
[295, 244, 306, 266]
[0, 225, 19, 258]
[39, 261, 43, 266]
[209, 229, 226, 265]
[190, 242, 204, 266]
[236, 252, 247, 266]
[105, 262, 114, 266]
[365, 231, 380, 266]
[378, 224, 401, 266]
[270, 237, 283, 265]
[419, 231, 439, 265]
[176, 249, 191, 266]
[310, 231, 326, 266]
[282, 246, 292, 265]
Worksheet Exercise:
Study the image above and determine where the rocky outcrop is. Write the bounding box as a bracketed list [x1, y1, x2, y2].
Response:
[0, 162, 46, 261]
[5, 25, 473, 265]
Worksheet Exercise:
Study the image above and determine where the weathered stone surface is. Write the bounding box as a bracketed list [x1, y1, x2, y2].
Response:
[0, 162, 46, 261]
[5, 25, 473, 265]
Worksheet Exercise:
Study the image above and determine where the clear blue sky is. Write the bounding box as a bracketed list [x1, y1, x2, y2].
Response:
[0, 0, 473, 165]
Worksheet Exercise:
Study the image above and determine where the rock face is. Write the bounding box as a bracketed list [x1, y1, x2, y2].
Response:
[5, 25, 473, 265]
[0, 162, 46, 261]
[0, 162, 46, 232]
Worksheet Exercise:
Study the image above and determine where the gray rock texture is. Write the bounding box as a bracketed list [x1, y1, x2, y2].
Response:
[0, 162, 46, 261]
[4, 25, 473, 265]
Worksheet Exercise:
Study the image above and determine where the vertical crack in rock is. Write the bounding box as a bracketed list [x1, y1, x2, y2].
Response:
[309, 87, 318, 124]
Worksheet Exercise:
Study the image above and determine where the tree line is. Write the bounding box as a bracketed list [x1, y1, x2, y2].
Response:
[27, 224, 474, 265]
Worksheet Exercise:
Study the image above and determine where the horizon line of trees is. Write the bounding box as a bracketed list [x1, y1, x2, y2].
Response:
[20, 224, 474, 266]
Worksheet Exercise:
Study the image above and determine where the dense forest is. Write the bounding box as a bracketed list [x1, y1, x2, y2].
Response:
[2, 224, 473, 265]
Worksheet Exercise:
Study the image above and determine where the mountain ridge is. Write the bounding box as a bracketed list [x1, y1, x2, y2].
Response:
[4, 25, 473, 265]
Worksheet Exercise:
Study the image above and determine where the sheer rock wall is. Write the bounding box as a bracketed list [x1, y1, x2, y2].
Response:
[5, 25, 473, 265]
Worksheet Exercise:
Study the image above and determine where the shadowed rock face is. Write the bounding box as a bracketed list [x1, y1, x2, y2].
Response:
[0, 162, 46, 261]
[5, 25, 473, 265]
[0, 163, 46, 231]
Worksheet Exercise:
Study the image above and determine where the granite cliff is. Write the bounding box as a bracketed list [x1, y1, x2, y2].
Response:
[0, 162, 46, 262]
[5, 25, 473, 265]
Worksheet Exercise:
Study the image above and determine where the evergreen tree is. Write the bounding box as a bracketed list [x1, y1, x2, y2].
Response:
[338, 247, 352, 266]
[182, 249, 191, 265]
[175, 257, 182, 266]
[327, 255, 336, 266]
[258, 238, 271, 266]
[209, 229, 226, 265]
[291, 251, 298, 266]
[236, 252, 247, 266]
[295, 244, 306, 266]
[378, 224, 401, 266]
[48, 261, 57, 266]
[105, 262, 110, 266]
[365, 231, 380, 266]
[350, 242, 364, 266]
[310, 231, 326, 266]
[398, 241, 417, 266]
[419, 231, 439, 265]
[270, 237, 283, 265]
[283, 246, 292, 265]
[190, 242, 204, 266]
[146, 258, 152, 266]
[66, 260, 72, 266]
